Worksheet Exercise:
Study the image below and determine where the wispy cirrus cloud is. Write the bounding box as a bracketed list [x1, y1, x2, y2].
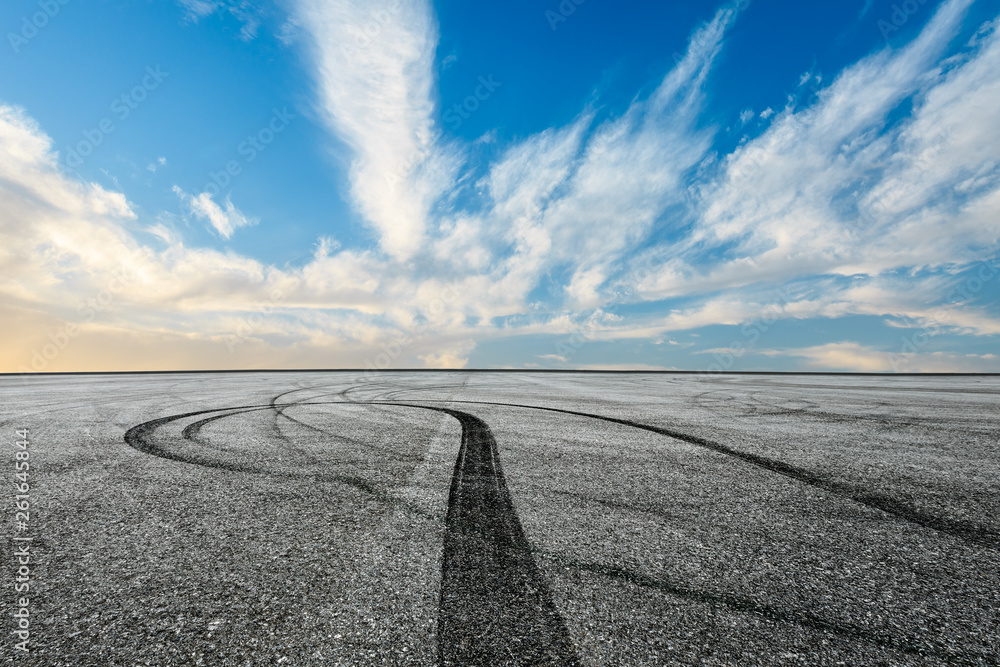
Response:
[636, 0, 998, 300]
[293, 0, 462, 260]
[172, 186, 257, 239]
[176, 0, 263, 40]
[416, 4, 740, 319]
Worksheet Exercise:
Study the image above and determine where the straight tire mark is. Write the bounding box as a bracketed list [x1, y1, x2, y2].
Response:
[427, 406, 580, 666]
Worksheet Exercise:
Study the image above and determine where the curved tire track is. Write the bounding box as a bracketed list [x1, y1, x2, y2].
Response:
[122, 395, 992, 663]
[124, 399, 582, 665]
[414, 400, 998, 549]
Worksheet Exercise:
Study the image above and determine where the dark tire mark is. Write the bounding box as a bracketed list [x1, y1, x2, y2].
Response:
[418, 406, 580, 667]
[536, 551, 988, 665]
[392, 403, 987, 664]
[122, 396, 993, 663]
[125, 405, 267, 473]
[124, 403, 440, 522]
[415, 400, 998, 549]
[747, 378, 1000, 394]
[270, 389, 395, 455]
[127, 399, 581, 664]
[182, 407, 269, 444]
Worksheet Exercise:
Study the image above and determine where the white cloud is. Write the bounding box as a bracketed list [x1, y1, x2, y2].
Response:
[277, 1, 740, 325]
[312, 235, 341, 259]
[477, 6, 738, 314]
[765, 342, 893, 371]
[177, 0, 262, 40]
[695, 347, 745, 356]
[177, 0, 218, 19]
[764, 342, 1000, 373]
[0, 102, 493, 372]
[172, 187, 257, 239]
[474, 129, 497, 145]
[418, 340, 474, 368]
[635, 0, 999, 302]
[537, 354, 568, 363]
[293, 0, 462, 260]
[619, 269, 1000, 345]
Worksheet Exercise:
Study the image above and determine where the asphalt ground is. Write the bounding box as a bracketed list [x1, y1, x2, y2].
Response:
[1, 372, 997, 665]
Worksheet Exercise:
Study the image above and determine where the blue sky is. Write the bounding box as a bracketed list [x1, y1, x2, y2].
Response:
[1, 0, 999, 371]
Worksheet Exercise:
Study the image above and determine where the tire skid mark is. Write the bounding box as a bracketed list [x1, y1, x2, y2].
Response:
[397, 404, 579, 666]
[125, 403, 439, 520]
[420, 399, 997, 549]
[274, 383, 419, 465]
[536, 551, 989, 665]
[337, 376, 468, 404]
[371, 403, 990, 665]
[182, 407, 271, 444]
[121, 397, 990, 663]
[270, 384, 427, 462]
[379, 384, 473, 403]
[126, 406, 267, 473]
[715, 389, 994, 431]
[127, 398, 581, 663]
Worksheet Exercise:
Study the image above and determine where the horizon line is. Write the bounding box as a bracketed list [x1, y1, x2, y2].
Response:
[3, 369, 999, 377]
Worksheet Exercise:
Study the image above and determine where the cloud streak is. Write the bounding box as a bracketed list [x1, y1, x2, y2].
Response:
[294, 0, 461, 260]
[173, 187, 258, 239]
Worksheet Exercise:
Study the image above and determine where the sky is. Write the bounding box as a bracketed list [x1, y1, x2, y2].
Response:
[1, 0, 999, 372]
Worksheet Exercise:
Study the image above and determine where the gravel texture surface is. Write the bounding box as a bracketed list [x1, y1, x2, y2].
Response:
[0, 371, 997, 665]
